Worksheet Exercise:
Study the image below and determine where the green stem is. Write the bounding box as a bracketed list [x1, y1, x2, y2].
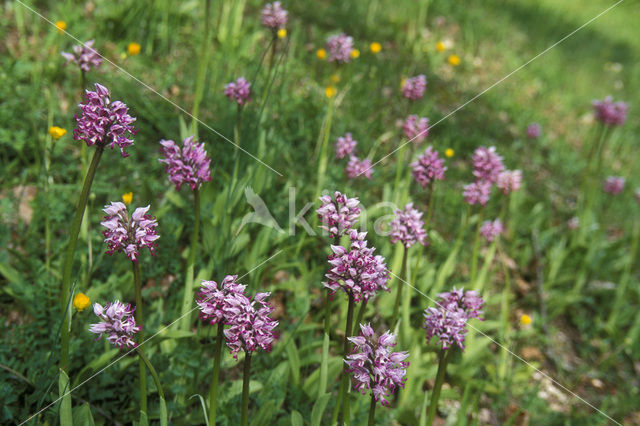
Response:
[136, 348, 168, 426]
[241, 352, 252, 426]
[469, 208, 484, 286]
[133, 261, 147, 414]
[426, 349, 450, 426]
[425, 184, 436, 229]
[208, 322, 224, 424]
[319, 289, 331, 398]
[393, 143, 407, 205]
[497, 243, 511, 387]
[368, 392, 377, 426]
[60, 146, 104, 372]
[391, 247, 408, 329]
[338, 295, 355, 426]
[191, 0, 213, 132]
[235, 105, 243, 153]
[355, 300, 368, 334]
[179, 189, 201, 331]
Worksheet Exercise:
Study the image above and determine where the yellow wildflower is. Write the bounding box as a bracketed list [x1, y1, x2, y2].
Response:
[277, 28, 287, 39]
[49, 126, 67, 140]
[350, 49, 360, 59]
[369, 42, 382, 54]
[400, 77, 407, 89]
[330, 74, 340, 83]
[127, 42, 141, 56]
[120, 53, 128, 60]
[122, 192, 133, 205]
[316, 48, 327, 60]
[55, 21, 66, 33]
[325, 86, 337, 98]
[520, 314, 532, 325]
[436, 41, 446, 52]
[73, 293, 91, 312]
[445, 148, 454, 158]
[448, 54, 461, 66]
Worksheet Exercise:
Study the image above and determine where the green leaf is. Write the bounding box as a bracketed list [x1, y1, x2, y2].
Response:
[159, 395, 168, 426]
[311, 393, 331, 426]
[285, 339, 301, 386]
[72, 402, 95, 426]
[139, 411, 149, 426]
[189, 394, 209, 426]
[250, 400, 277, 426]
[73, 349, 119, 387]
[58, 369, 73, 426]
[290, 410, 304, 426]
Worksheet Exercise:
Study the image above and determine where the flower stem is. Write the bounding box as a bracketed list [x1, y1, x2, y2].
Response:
[133, 261, 147, 414]
[469, 208, 484, 286]
[338, 295, 355, 426]
[179, 188, 201, 331]
[241, 352, 252, 426]
[208, 322, 224, 424]
[425, 183, 436, 229]
[426, 349, 450, 426]
[391, 247, 408, 329]
[319, 289, 331, 398]
[60, 146, 104, 372]
[368, 392, 377, 426]
[136, 347, 168, 426]
[355, 300, 368, 335]
[235, 104, 243, 153]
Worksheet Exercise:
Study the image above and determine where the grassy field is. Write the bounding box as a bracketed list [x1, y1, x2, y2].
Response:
[1, 0, 639, 424]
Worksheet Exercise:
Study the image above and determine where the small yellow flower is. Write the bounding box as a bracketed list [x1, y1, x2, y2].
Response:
[445, 148, 454, 158]
[436, 41, 446, 52]
[73, 293, 91, 312]
[277, 28, 287, 39]
[400, 77, 407, 89]
[448, 54, 461, 66]
[330, 74, 340, 83]
[369, 42, 381, 54]
[325, 86, 337, 98]
[55, 21, 66, 33]
[350, 49, 360, 59]
[520, 314, 532, 325]
[316, 48, 327, 60]
[49, 126, 67, 140]
[122, 192, 133, 205]
[120, 53, 128, 60]
[127, 42, 141, 56]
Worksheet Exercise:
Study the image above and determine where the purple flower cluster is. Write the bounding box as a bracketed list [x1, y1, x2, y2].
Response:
[423, 288, 484, 350]
[402, 75, 427, 101]
[496, 170, 522, 195]
[345, 324, 409, 406]
[196, 276, 247, 325]
[159, 136, 212, 191]
[324, 230, 389, 302]
[101, 202, 160, 262]
[317, 191, 361, 238]
[345, 155, 373, 179]
[224, 77, 251, 105]
[335, 133, 357, 159]
[61, 40, 103, 72]
[224, 292, 278, 358]
[73, 83, 137, 157]
[527, 123, 541, 139]
[326, 33, 354, 63]
[89, 300, 140, 348]
[260, 2, 288, 30]
[410, 146, 446, 187]
[603, 176, 625, 195]
[402, 115, 430, 143]
[389, 203, 428, 248]
[472, 146, 504, 184]
[462, 181, 491, 206]
[592, 96, 628, 126]
[480, 219, 504, 242]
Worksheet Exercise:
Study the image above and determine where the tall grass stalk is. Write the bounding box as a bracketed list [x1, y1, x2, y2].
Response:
[315, 98, 334, 197]
[469, 208, 484, 286]
[391, 246, 408, 329]
[191, 0, 213, 133]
